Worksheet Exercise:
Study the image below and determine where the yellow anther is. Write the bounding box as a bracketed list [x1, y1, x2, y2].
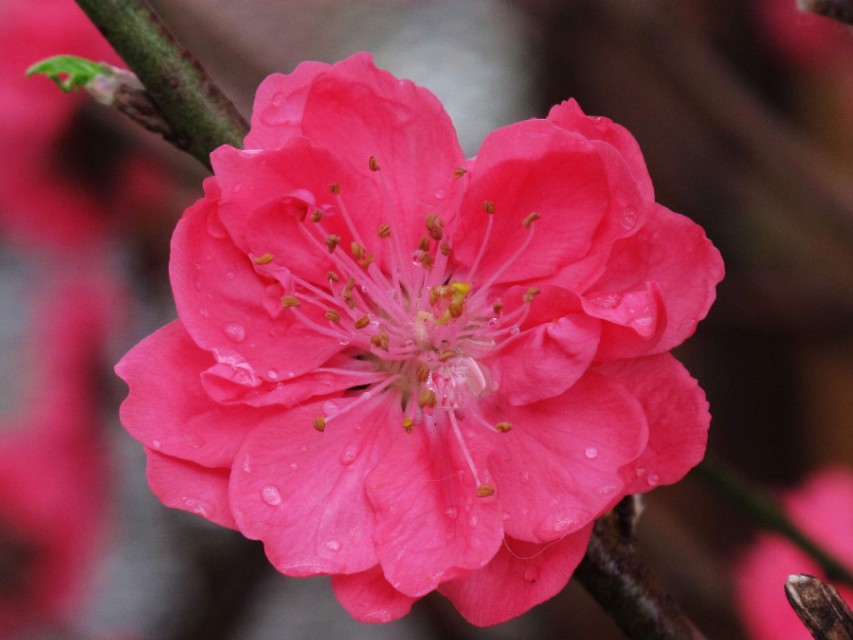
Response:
[418, 388, 437, 408]
[425, 212, 442, 231]
[429, 285, 448, 306]
[522, 212, 541, 228]
[325, 310, 341, 323]
[428, 226, 443, 241]
[493, 302, 504, 314]
[345, 297, 357, 309]
[454, 166, 468, 178]
[448, 300, 464, 318]
[523, 287, 541, 303]
[438, 349, 455, 362]
[402, 417, 414, 433]
[354, 316, 371, 329]
[418, 236, 430, 252]
[351, 242, 366, 260]
[358, 253, 375, 268]
[378, 223, 391, 238]
[329, 183, 341, 195]
[477, 484, 495, 497]
[325, 234, 342, 253]
[482, 200, 495, 215]
[450, 282, 472, 297]
[419, 253, 435, 270]
[313, 417, 326, 432]
[440, 242, 451, 256]
[310, 209, 323, 223]
[327, 271, 340, 282]
[416, 362, 431, 382]
[280, 295, 301, 308]
[368, 156, 380, 171]
[494, 421, 512, 433]
[253, 253, 274, 264]
[344, 277, 355, 294]
[370, 330, 389, 350]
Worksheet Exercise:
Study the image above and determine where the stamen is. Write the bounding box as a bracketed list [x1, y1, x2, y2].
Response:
[482, 200, 495, 214]
[477, 484, 495, 497]
[325, 310, 342, 323]
[329, 183, 341, 195]
[313, 417, 326, 432]
[418, 236, 430, 252]
[368, 156, 380, 172]
[351, 242, 366, 260]
[253, 253, 274, 264]
[523, 287, 541, 303]
[418, 388, 437, 408]
[447, 410, 485, 493]
[327, 271, 340, 282]
[378, 224, 391, 239]
[325, 234, 342, 253]
[402, 417, 414, 433]
[311, 209, 323, 223]
[522, 212, 541, 228]
[354, 316, 370, 329]
[280, 295, 301, 308]
[495, 421, 512, 432]
[440, 243, 451, 256]
[454, 166, 468, 178]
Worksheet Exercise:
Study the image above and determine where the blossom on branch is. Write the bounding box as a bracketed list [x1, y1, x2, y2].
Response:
[116, 53, 723, 625]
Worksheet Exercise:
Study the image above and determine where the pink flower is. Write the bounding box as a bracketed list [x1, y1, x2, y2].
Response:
[116, 53, 723, 625]
[734, 469, 853, 640]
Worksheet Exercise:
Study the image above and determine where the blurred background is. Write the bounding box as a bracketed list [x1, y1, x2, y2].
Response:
[0, 0, 851, 638]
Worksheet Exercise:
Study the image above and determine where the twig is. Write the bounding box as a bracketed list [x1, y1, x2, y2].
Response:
[799, 0, 853, 24]
[695, 460, 853, 590]
[574, 498, 707, 640]
[73, 0, 248, 168]
[786, 574, 853, 640]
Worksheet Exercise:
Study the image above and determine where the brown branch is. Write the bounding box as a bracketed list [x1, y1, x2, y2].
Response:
[799, 0, 853, 24]
[786, 574, 853, 640]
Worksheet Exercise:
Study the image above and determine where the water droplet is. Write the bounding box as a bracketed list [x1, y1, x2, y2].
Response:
[487, 317, 498, 327]
[194, 279, 202, 291]
[621, 208, 637, 230]
[469, 515, 479, 528]
[510, 326, 520, 336]
[520, 470, 530, 484]
[322, 400, 339, 415]
[233, 183, 242, 193]
[187, 432, 204, 448]
[584, 447, 599, 460]
[363, 611, 392, 623]
[181, 497, 210, 517]
[289, 462, 298, 471]
[339, 444, 358, 466]
[325, 539, 341, 552]
[523, 568, 539, 583]
[271, 92, 285, 106]
[287, 371, 295, 379]
[266, 369, 279, 380]
[222, 322, 246, 343]
[646, 473, 660, 487]
[360, 391, 372, 399]
[151, 439, 162, 450]
[338, 338, 351, 346]
[225, 271, 235, 280]
[241, 455, 252, 473]
[261, 485, 282, 506]
[636, 466, 647, 478]
[598, 485, 618, 497]
[588, 293, 621, 309]
[199, 308, 210, 318]
[434, 189, 446, 200]
[444, 506, 459, 520]
[502, 512, 511, 521]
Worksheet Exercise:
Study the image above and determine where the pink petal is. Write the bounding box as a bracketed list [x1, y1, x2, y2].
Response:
[298, 53, 467, 263]
[331, 566, 419, 624]
[547, 99, 654, 201]
[229, 398, 395, 577]
[170, 182, 343, 381]
[244, 60, 331, 149]
[454, 118, 648, 290]
[586, 203, 724, 360]
[581, 281, 665, 348]
[365, 420, 503, 597]
[488, 285, 600, 405]
[438, 527, 593, 627]
[145, 449, 236, 529]
[596, 354, 710, 494]
[115, 321, 264, 467]
[483, 372, 647, 543]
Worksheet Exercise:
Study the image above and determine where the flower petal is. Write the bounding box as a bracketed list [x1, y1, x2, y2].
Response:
[331, 566, 419, 624]
[170, 181, 343, 381]
[115, 321, 262, 467]
[438, 528, 592, 627]
[483, 372, 647, 543]
[244, 60, 331, 150]
[366, 419, 503, 597]
[585, 203, 724, 360]
[145, 449, 236, 529]
[229, 398, 395, 577]
[454, 118, 647, 290]
[596, 354, 710, 494]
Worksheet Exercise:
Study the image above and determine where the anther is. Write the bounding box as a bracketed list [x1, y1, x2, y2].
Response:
[358, 253, 375, 268]
[419, 253, 435, 269]
[325, 310, 341, 323]
[482, 200, 495, 214]
[354, 316, 370, 329]
[368, 156, 380, 171]
[370, 330, 389, 350]
[280, 295, 301, 308]
[329, 183, 341, 195]
[327, 271, 340, 282]
[418, 236, 430, 252]
[310, 209, 323, 223]
[378, 224, 391, 238]
[416, 362, 431, 382]
[325, 234, 342, 253]
[402, 417, 414, 433]
[418, 388, 437, 408]
[477, 484, 495, 498]
[523, 287, 541, 303]
[454, 166, 468, 178]
[493, 302, 504, 314]
[440, 243, 451, 256]
[351, 242, 366, 260]
[448, 300, 464, 318]
[253, 253, 274, 264]
[494, 421, 512, 433]
[438, 350, 455, 362]
[313, 417, 326, 432]
[429, 285, 448, 306]
[522, 212, 541, 228]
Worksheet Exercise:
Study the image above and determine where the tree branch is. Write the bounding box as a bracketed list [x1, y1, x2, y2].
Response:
[73, 0, 248, 168]
[786, 574, 853, 640]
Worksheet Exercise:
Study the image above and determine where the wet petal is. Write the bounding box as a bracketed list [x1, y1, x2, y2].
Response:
[331, 566, 419, 624]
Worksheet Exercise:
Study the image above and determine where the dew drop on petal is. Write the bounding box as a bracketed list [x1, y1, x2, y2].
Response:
[287, 371, 295, 379]
[363, 611, 392, 623]
[584, 447, 599, 460]
[267, 369, 279, 380]
[339, 338, 351, 346]
[339, 444, 358, 466]
[636, 466, 647, 478]
[222, 322, 246, 343]
[289, 462, 298, 471]
[271, 92, 285, 107]
[621, 208, 637, 230]
[444, 506, 458, 520]
[225, 271, 235, 280]
[261, 485, 282, 506]
[502, 512, 511, 521]
[151, 440, 162, 450]
[523, 568, 539, 583]
[510, 326, 520, 336]
[325, 539, 341, 552]
[520, 470, 530, 484]
[647, 473, 660, 487]
[469, 514, 479, 528]
[434, 189, 446, 200]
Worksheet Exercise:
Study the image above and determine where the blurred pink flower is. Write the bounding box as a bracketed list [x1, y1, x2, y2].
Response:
[734, 468, 853, 640]
[116, 53, 723, 625]
[0, 273, 119, 635]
